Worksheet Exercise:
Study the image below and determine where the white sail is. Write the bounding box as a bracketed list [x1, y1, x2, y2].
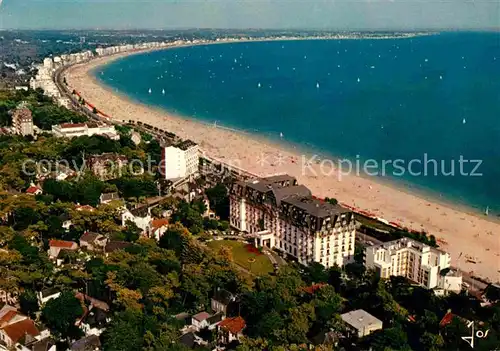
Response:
[148, 88, 152, 94]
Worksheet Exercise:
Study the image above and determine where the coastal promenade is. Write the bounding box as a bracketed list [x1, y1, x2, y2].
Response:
[55, 42, 500, 284]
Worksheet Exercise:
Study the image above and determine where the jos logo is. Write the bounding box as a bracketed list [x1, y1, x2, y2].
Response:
[462, 321, 489, 349]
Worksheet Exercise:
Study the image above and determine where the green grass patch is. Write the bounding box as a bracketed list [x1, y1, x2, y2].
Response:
[207, 240, 273, 276]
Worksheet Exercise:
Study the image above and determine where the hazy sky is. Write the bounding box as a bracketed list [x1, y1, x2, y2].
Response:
[0, 0, 498, 30]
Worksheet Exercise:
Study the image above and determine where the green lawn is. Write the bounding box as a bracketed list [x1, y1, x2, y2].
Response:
[207, 240, 274, 275]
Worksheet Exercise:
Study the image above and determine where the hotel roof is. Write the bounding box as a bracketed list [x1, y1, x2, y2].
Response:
[283, 196, 351, 218]
[272, 185, 311, 206]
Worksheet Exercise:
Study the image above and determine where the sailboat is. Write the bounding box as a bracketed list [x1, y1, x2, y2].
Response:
[316, 82, 320, 89]
[162, 89, 165, 95]
[485, 206, 489, 216]
[280, 132, 284, 139]
[357, 77, 361, 83]
[257, 82, 261, 88]
[148, 88, 152, 94]
[463, 118, 466, 124]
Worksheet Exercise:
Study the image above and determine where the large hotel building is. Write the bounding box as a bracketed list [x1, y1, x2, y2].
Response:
[229, 175, 355, 268]
[364, 237, 460, 290]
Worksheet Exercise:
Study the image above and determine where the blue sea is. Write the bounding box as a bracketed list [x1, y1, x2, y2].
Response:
[95, 32, 500, 215]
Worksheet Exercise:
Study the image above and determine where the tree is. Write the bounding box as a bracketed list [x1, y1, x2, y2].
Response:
[41, 290, 84, 338]
[19, 289, 39, 317]
[171, 201, 203, 234]
[101, 309, 143, 351]
[304, 262, 329, 284]
[419, 332, 444, 351]
[158, 224, 190, 256]
[369, 324, 411, 351]
[324, 197, 338, 205]
[122, 220, 142, 242]
[205, 184, 229, 220]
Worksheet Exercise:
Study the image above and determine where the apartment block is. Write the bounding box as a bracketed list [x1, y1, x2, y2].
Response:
[12, 104, 34, 136]
[364, 237, 455, 289]
[160, 140, 199, 180]
[230, 175, 356, 268]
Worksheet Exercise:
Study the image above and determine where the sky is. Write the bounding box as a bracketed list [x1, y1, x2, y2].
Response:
[0, 0, 498, 30]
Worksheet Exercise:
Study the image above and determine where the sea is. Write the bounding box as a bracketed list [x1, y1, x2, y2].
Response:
[95, 32, 500, 216]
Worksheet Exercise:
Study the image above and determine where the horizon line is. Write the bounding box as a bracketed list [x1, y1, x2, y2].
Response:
[0, 27, 499, 32]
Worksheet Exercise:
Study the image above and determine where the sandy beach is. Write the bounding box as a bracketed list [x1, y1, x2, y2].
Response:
[65, 50, 500, 283]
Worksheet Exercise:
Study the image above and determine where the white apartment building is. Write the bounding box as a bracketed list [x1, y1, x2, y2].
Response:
[364, 237, 456, 289]
[161, 140, 199, 180]
[12, 105, 34, 136]
[230, 175, 356, 268]
[51, 122, 119, 140]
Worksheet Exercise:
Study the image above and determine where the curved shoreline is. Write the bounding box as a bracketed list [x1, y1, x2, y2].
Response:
[64, 42, 500, 283]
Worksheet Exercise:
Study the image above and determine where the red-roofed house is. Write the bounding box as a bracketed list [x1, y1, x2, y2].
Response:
[25, 184, 42, 196]
[150, 218, 169, 241]
[48, 240, 78, 260]
[0, 305, 23, 328]
[217, 316, 246, 344]
[0, 305, 42, 349]
[302, 283, 327, 294]
[439, 310, 455, 327]
[0, 318, 40, 347]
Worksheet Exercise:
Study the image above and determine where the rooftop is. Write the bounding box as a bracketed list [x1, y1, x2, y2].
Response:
[105, 241, 132, 253]
[340, 309, 382, 331]
[283, 195, 351, 218]
[192, 311, 210, 322]
[238, 175, 351, 219]
[25, 185, 41, 194]
[59, 122, 87, 129]
[1, 318, 40, 344]
[100, 192, 121, 202]
[206, 312, 224, 325]
[218, 316, 246, 334]
[174, 139, 198, 151]
[49, 239, 77, 249]
[212, 289, 235, 305]
[79, 231, 102, 243]
[302, 283, 327, 294]
[13, 108, 32, 120]
[70, 335, 101, 351]
[372, 237, 447, 255]
[75, 204, 96, 212]
[0, 310, 17, 326]
[152, 218, 169, 230]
